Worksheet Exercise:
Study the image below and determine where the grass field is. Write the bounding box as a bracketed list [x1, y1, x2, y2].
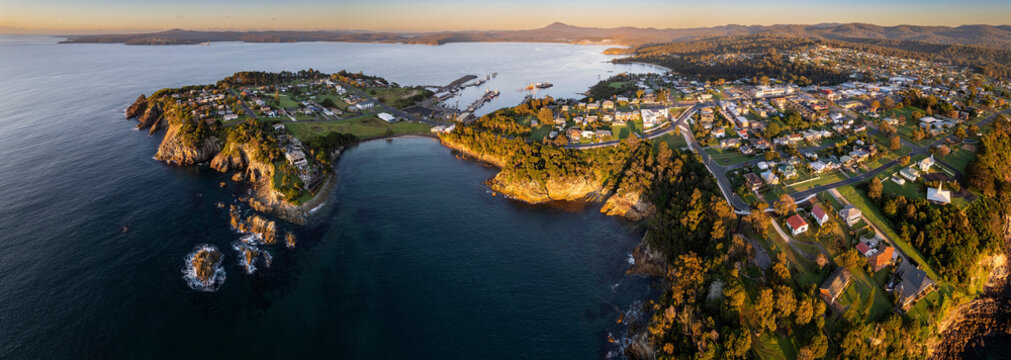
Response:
[276, 94, 299, 109]
[528, 125, 553, 141]
[941, 148, 977, 173]
[705, 147, 752, 166]
[883, 178, 922, 199]
[285, 117, 431, 141]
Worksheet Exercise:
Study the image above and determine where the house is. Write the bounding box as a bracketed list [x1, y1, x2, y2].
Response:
[811, 204, 829, 226]
[839, 204, 862, 226]
[819, 268, 852, 304]
[855, 242, 876, 257]
[809, 161, 827, 174]
[720, 138, 740, 149]
[223, 114, 239, 121]
[927, 184, 951, 205]
[713, 127, 726, 138]
[919, 155, 935, 171]
[602, 100, 615, 111]
[640, 108, 669, 130]
[899, 167, 921, 181]
[761, 171, 779, 185]
[744, 173, 763, 190]
[566, 128, 582, 141]
[786, 214, 809, 236]
[869, 246, 895, 272]
[895, 264, 937, 311]
[779, 164, 798, 179]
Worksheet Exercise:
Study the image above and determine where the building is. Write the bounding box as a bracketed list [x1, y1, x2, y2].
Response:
[377, 112, 397, 122]
[786, 214, 809, 236]
[919, 155, 935, 171]
[839, 204, 862, 226]
[900, 167, 921, 181]
[855, 242, 876, 257]
[869, 246, 895, 272]
[819, 268, 852, 304]
[760, 171, 779, 185]
[927, 184, 951, 205]
[744, 173, 763, 191]
[640, 108, 669, 130]
[811, 204, 829, 226]
[895, 264, 937, 311]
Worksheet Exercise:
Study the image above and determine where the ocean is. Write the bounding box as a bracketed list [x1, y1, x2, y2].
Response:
[0, 36, 660, 358]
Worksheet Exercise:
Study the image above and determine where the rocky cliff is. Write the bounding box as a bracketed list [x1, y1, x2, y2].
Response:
[441, 135, 654, 220]
[153, 121, 223, 165]
[601, 191, 655, 221]
[125, 95, 147, 119]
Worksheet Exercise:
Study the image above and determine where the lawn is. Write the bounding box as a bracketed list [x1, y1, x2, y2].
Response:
[705, 147, 752, 166]
[528, 125, 553, 141]
[834, 266, 894, 323]
[364, 86, 426, 108]
[285, 116, 431, 141]
[883, 178, 922, 199]
[786, 170, 847, 192]
[753, 332, 797, 360]
[276, 94, 299, 109]
[940, 148, 977, 173]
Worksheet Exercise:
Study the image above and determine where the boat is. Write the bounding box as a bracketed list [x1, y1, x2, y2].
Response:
[535, 82, 553, 89]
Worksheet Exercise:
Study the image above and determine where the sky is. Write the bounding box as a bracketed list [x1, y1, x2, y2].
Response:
[1, 0, 1009, 34]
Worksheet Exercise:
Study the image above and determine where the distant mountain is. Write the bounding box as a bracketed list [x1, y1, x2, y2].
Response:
[59, 22, 1011, 49]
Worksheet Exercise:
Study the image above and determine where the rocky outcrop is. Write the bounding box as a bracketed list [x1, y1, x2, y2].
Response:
[154, 121, 222, 165]
[439, 137, 509, 168]
[627, 238, 667, 277]
[136, 103, 163, 131]
[191, 248, 222, 286]
[488, 174, 602, 204]
[125, 95, 147, 119]
[285, 232, 296, 248]
[601, 191, 656, 221]
[624, 332, 657, 360]
[229, 208, 278, 245]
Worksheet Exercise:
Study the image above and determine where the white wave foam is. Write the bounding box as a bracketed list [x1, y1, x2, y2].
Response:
[627, 253, 635, 265]
[182, 244, 226, 292]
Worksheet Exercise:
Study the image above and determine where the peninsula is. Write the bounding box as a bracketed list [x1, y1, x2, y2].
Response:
[128, 34, 1011, 359]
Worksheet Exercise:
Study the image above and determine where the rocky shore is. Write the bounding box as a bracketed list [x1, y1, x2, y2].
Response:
[931, 251, 1011, 359]
[439, 135, 653, 221]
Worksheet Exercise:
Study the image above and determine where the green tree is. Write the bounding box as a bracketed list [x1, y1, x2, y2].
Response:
[774, 194, 796, 216]
[867, 177, 883, 200]
[889, 135, 901, 151]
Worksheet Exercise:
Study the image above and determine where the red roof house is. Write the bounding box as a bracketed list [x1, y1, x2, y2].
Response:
[786, 214, 809, 236]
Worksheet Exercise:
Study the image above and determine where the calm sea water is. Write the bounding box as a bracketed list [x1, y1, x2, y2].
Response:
[0, 36, 658, 359]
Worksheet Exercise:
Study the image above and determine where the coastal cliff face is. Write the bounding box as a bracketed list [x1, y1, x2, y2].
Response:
[125, 95, 147, 119]
[440, 135, 650, 220]
[626, 238, 667, 277]
[601, 191, 655, 221]
[153, 121, 223, 165]
[488, 174, 603, 204]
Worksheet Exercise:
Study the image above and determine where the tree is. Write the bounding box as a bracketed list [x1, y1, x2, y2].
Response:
[867, 177, 883, 200]
[766, 122, 782, 138]
[794, 296, 814, 325]
[537, 107, 553, 126]
[935, 144, 951, 158]
[889, 135, 901, 151]
[764, 150, 780, 161]
[774, 285, 797, 320]
[869, 100, 880, 113]
[755, 288, 776, 332]
[839, 249, 865, 270]
[724, 283, 746, 312]
[816, 253, 829, 269]
[774, 194, 796, 216]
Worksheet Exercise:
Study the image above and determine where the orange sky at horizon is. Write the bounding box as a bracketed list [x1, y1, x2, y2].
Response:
[1, 0, 1009, 34]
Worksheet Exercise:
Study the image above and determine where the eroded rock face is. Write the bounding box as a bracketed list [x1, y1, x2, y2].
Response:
[154, 122, 222, 165]
[136, 103, 163, 131]
[626, 240, 667, 277]
[125, 95, 147, 119]
[229, 209, 278, 245]
[601, 191, 656, 221]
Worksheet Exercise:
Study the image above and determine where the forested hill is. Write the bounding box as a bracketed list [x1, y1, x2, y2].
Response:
[59, 22, 1011, 48]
